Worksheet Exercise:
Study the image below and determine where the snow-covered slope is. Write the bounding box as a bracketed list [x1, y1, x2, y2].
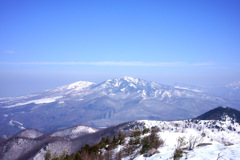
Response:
[0, 81, 95, 108]
[120, 117, 240, 160]
[14, 129, 44, 139]
[49, 125, 98, 139]
[1, 107, 240, 160]
[0, 77, 236, 138]
[48, 81, 95, 95]
[117, 107, 240, 160]
[0, 125, 99, 160]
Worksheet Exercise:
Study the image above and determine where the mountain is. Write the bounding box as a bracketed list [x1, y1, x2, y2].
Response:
[226, 81, 240, 90]
[195, 106, 240, 123]
[198, 81, 240, 105]
[0, 77, 235, 139]
[48, 125, 98, 139]
[0, 125, 100, 160]
[224, 81, 240, 102]
[1, 107, 240, 160]
[173, 81, 240, 104]
[14, 128, 44, 139]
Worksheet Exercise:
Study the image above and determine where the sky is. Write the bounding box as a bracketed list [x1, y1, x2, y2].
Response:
[0, 0, 240, 97]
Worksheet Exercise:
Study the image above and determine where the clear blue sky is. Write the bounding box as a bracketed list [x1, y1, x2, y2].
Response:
[0, 0, 240, 97]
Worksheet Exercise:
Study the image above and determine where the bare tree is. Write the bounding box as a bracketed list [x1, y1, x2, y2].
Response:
[188, 135, 201, 150]
[173, 136, 187, 160]
[123, 144, 134, 157]
[103, 150, 113, 160]
[115, 149, 123, 160]
[216, 152, 223, 160]
[176, 136, 187, 150]
[216, 146, 226, 160]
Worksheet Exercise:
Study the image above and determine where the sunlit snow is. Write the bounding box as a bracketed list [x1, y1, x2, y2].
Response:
[127, 119, 240, 160]
[3, 96, 62, 108]
[67, 81, 95, 90]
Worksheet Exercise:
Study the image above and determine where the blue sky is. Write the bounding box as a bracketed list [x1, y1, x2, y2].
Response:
[0, 0, 240, 97]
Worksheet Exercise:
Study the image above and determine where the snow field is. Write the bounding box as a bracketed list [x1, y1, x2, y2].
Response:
[122, 120, 240, 160]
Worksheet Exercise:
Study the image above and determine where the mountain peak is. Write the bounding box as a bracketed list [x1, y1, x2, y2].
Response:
[195, 106, 240, 123]
[123, 76, 139, 84]
[67, 81, 95, 90]
[106, 76, 140, 84]
[226, 81, 240, 90]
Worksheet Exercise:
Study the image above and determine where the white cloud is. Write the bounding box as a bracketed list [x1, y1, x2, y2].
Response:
[4, 50, 15, 54]
[0, 61, 215, 67]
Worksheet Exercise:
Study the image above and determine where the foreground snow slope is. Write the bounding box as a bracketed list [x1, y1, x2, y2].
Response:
[133, 144, 240, 160]
[124, 119, 240, 160]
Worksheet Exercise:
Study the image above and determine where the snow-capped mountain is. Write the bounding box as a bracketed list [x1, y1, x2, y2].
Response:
[226, 81, 240, 90]
[49, 125, 98, 139]
[0, 77, 237, 139]
[1, 107, 240, 160]
[0, 125, 99, 160]
[14, 128, 44, 139]
[0, 81, 95, 109]
[195, 80, 240, 104]
[224, 81, 240, 101]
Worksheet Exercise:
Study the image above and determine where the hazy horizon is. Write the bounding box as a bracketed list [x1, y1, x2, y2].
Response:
[1, 0, 240, 97]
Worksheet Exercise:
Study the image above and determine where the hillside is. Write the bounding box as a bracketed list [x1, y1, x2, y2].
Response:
[195, 106, 240, 123]
[1, 107, 240, 160]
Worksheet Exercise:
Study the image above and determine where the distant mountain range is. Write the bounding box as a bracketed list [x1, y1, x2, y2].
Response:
[173, 80, 240, 101]
[1, 106, 240, 160]
[0, 77, 239, 139]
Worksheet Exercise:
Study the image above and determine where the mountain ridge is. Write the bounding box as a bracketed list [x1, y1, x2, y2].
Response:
[0, 77, 237, 139]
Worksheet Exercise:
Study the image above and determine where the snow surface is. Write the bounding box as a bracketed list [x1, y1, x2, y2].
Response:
[16, 129, 44, 139]
[129, 144, 240, 160]
[142, 90, 147, 99]
[129, 83, 137, 88]
[124, 76, 139, 84]
[9, 120, 25, 130]
[67, 81, 95, 90]
[2, 96, 62, 108]
[174, 86, 202, 93]
[50, 125, 98, 139]
[121, 119, 240, 160]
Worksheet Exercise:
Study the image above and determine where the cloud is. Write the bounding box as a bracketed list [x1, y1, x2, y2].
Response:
[0, 61, 215, 67]
[191, 62, 216, 66]
[4, 50, 15, 54]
